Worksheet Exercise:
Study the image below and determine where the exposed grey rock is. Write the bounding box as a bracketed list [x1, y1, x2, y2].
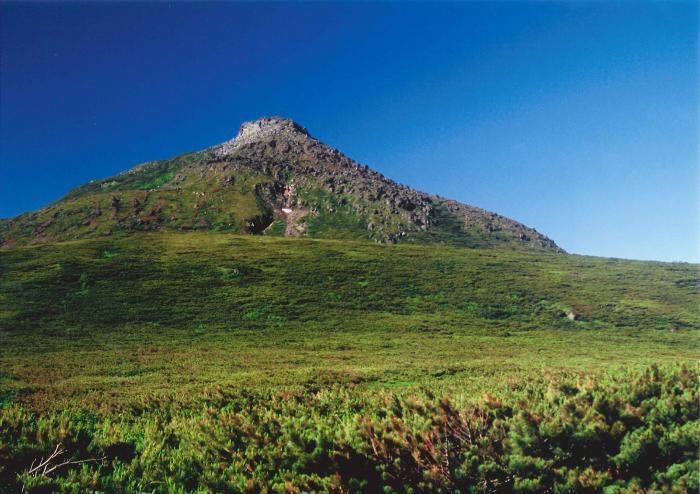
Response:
[207, 117, 562, 250]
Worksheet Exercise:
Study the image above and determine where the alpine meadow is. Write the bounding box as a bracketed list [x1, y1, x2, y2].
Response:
[1, 116, 697, 493]
[1, 3, 698, 493]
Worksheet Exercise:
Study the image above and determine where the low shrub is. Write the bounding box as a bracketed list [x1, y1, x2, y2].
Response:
[0, 365, 696, 493]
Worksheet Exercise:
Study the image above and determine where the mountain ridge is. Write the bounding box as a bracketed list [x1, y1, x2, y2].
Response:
[0, 116, 562, 251]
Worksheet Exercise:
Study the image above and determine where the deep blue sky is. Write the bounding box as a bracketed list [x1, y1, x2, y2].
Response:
[1, 2, 697, 262]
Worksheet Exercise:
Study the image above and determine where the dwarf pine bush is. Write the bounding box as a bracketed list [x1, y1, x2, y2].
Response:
[0, 364, 696, 493]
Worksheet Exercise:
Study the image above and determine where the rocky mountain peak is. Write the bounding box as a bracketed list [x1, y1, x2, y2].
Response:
[240, 117, 309, 139]
[214, 117, 312, 155]
[0, 116, 563, 252]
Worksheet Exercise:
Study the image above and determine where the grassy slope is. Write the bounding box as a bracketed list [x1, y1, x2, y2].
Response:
[0, 233, 698, 492]
[0, 232, 697, 411]
[0, 153, 271, 245]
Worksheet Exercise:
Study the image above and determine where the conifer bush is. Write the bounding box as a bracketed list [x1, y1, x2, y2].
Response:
[0, 364, 696, 493]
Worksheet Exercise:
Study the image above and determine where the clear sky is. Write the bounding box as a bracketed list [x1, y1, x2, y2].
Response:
[1, 2, 697, 262]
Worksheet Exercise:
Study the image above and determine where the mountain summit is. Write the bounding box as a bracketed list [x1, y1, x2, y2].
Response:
[216, 116, 312, 151]
[0, 117, 561, 251]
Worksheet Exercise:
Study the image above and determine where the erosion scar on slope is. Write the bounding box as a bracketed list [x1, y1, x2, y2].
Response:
[282, 207, 309, 236]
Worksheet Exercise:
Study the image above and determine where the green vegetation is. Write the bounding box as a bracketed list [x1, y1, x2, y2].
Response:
[2, 232, 696, 335]
[64, 153, 199, 198]
[0, 366, 696, 493]
[298, 188, 369, 240]
[0, 232, 698, 491]
[0, 152, 274, 245]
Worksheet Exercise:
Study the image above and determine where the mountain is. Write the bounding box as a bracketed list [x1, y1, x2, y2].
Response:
[0, 117, 561, 251]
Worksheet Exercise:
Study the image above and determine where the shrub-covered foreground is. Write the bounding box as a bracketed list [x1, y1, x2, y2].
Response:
[0, 364, 697, 493]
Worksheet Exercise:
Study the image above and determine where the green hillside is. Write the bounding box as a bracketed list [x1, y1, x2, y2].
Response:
[0, 232, 698, 492]
[1, 232, 697, 406]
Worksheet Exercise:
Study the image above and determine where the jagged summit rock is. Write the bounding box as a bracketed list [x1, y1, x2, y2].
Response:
[0, 117, 563, 252]
[214, 117, 313, 155]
